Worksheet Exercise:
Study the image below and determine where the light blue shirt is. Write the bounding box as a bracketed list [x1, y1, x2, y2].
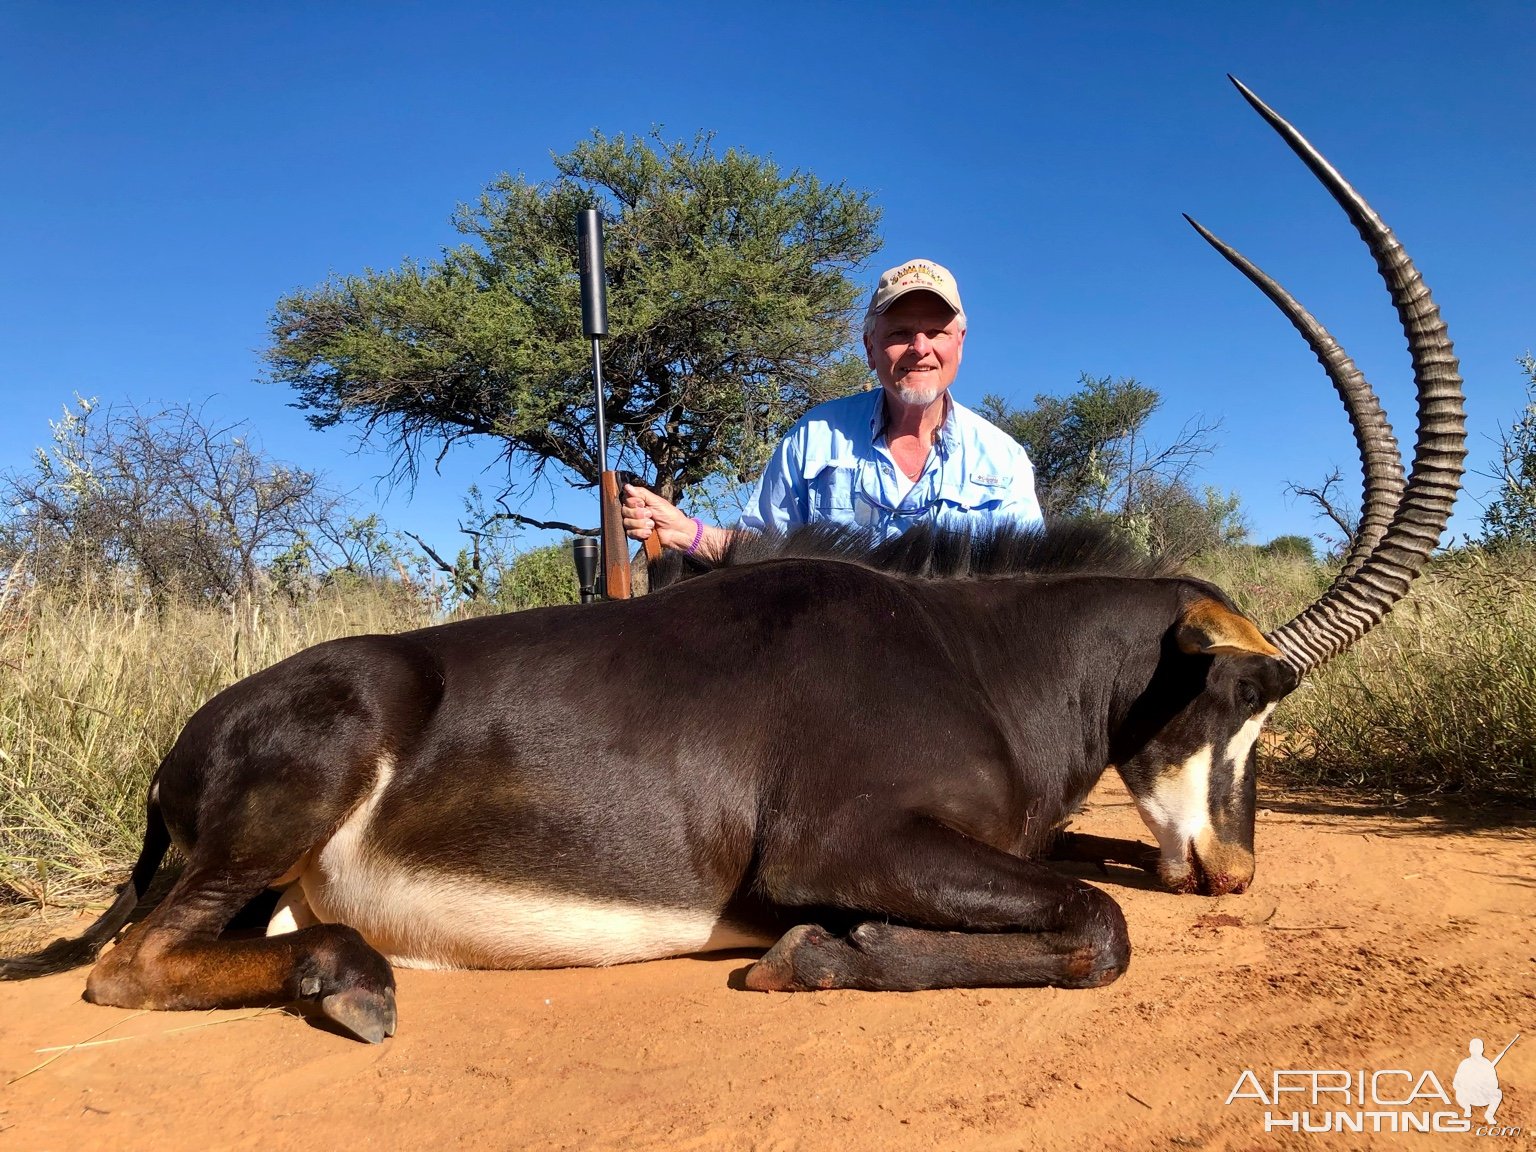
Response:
[738, 389, 1043, 540]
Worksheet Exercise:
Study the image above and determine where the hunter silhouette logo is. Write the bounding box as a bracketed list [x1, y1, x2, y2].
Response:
[1455, 1035, 1518, 1125]
[1225, 1033, 1522, 1136]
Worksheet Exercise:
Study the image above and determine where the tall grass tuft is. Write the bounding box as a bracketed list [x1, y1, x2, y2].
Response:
[0, 579, 432, 908]
[1263, 549, 1536, 797]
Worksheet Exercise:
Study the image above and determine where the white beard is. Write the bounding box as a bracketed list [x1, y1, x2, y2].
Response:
[891, 380, 943, 407]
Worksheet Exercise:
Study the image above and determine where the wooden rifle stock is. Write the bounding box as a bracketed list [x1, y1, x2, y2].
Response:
[598, 471, 631, 598]
[600, 471, 661, 600]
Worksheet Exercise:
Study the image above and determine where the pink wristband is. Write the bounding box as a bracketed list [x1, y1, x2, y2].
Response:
[684, 517, 705, 556]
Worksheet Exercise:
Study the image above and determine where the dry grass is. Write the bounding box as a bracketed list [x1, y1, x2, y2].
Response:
[1187, 546, 1333, 630]
[1193, 546, 1536, 797]
[1262, 550, 1536, 797]
[0, 579, 431, 908]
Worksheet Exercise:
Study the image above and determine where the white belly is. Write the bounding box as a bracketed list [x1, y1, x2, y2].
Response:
[265, 756, 771, 969]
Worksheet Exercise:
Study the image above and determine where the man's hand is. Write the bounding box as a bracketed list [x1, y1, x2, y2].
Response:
[622, 485, 735, 560]
[621, 486, 695, 551]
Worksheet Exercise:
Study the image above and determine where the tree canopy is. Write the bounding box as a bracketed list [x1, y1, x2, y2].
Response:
[266, 131, 882, 515]
[982, 374, 1243, 561]
[983, 374, 1161, 521]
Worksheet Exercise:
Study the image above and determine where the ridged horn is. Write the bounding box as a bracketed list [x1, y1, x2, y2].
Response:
[1201, 77, 1466, 675]
[1183, 216, 1404, 584]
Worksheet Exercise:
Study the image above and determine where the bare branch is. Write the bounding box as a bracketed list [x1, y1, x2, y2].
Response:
[475, 511, 596, 537]
[402, 531, 459, 575]
[1286, 467, 1359, 541]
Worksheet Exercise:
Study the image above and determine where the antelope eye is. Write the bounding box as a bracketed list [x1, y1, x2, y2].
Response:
[1236, 678, 1263, 712]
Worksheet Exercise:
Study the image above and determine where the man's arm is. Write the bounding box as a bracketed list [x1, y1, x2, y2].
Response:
[621, 418, 814, 559]
[620, 487, 736, 562]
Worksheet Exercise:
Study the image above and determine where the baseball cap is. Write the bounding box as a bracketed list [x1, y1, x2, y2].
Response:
[866, 259, 963, 317]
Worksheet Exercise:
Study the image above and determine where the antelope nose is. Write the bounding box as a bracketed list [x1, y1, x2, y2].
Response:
[1194, 843, 1255, 896]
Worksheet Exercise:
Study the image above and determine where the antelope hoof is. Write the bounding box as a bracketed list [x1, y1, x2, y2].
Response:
[320, 985, 397, 1043]
[744, 924, 843, 992]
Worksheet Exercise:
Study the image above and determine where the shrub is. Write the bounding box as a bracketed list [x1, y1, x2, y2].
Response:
[492, 540, 581, 611]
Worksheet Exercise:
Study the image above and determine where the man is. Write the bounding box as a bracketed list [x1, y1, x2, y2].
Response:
[622, 259, 1042, 560]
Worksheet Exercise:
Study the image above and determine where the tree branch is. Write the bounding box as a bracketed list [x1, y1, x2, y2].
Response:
[1286, 467, 1359, 539]
[481, 510, 597, 537]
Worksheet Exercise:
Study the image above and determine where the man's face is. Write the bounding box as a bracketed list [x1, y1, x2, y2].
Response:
[864, 293, 966, 408]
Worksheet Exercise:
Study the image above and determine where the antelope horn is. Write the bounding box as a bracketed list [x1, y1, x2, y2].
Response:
[1183, 217, 1404, 585]
[1194, 77, 1466, 675]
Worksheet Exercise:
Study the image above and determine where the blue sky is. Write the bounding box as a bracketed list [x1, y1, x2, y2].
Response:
[2, 3, 1531, 556]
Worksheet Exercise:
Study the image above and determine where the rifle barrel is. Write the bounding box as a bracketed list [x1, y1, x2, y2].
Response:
[577, 207, 636, 598]
[578, 209, 610, 473]
[1491, 1033, 1520, 1066]
[577, 209, 609, 338]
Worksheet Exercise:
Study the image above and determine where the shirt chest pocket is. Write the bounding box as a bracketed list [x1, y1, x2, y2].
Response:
[803, 460, 859, 522]
[940, 473, 1008, 515]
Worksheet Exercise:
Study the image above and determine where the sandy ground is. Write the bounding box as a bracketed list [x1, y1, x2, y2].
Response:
[0, 778, 1531, 1152]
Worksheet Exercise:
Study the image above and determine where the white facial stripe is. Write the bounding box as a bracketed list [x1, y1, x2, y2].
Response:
[1225, 704, 1276, 784]
[280, 754, 774, 969]
[1141, 745, 1215, 859]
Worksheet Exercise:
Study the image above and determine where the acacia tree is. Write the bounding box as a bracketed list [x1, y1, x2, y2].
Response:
[266, 131, 881, 519]
[980, 375, 1241, 558]
[982, 375, 1145, 519]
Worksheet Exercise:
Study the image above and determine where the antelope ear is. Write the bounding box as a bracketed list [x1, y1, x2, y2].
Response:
[1177, 597, 1281, 657]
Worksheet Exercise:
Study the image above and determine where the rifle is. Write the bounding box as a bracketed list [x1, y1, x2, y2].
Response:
[1491, 1033, 1520, 1066]
[576, 208, 660, 600]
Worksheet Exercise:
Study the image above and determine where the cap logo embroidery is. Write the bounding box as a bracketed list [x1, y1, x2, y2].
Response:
[891, 264, 947, 288]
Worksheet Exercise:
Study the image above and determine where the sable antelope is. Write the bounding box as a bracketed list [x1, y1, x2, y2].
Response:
[0, 80, 1465, 1043]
